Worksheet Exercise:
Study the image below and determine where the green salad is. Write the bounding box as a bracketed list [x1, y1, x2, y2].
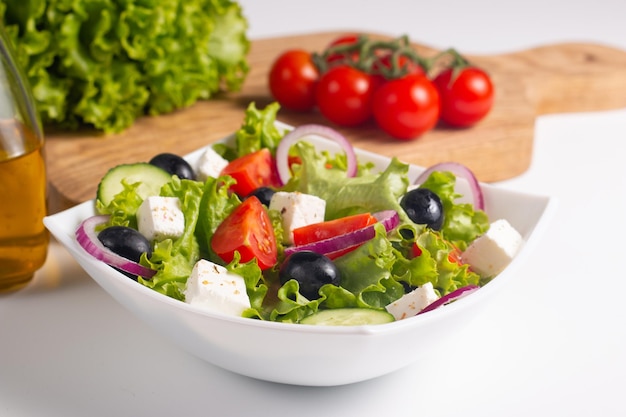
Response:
[81, 102, 495, 324]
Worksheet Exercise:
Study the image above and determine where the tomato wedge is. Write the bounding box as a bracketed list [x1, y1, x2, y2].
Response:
[220, 148, 279, 197]
[293, 212, 377, 246]
[211, 196, 278, 270]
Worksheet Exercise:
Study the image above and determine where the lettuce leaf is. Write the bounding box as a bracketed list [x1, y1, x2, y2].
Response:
[419, 170, 489, 250]
[290, 141, 410, 222]
[1, 0, 249, 133]
[82, 100, 493, 321]
[392, 229, 480, 295]
[206, 0, 249, 92]
[215, 101, 286, 161]
[95, 178, 144, 229]
[222, 252, 268, 319]
[331, 223, 405, 309]
[194, 175, 241, 262]
[139, 177, 204, 300]
[268, 280, 323, 323]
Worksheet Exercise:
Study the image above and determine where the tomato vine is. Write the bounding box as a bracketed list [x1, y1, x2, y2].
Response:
[268, 33, 495, 139]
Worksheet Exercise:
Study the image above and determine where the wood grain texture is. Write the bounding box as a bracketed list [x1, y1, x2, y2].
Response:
[45, 32, 626, 213]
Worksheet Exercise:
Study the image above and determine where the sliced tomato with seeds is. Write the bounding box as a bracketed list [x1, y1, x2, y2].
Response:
[220, 148, 280, 197]
[211, 196, 278, 270]
[293, 212, 377, 246]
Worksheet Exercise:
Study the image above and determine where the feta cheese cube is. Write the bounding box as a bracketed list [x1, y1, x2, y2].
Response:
[184, 259, 250, 316]
[196, 146, 229, 181]
[137, 196, 185, 241]
[385, 282, 439, 320]
[462, 219, 523, 277]
[269, 191, 326, 245]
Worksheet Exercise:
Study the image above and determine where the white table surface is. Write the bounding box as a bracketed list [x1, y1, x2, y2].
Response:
[2, 1, 626, 416]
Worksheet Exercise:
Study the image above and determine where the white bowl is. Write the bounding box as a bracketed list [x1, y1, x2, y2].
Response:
[44, 130, 557, 386]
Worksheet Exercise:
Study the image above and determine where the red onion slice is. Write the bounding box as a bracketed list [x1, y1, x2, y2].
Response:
[418, 284, 480, 315]
[284, 210, 399, 257]
[75, 215, 157, 278]
[413, 162, 485, 211]
[275, 124, 358, 185]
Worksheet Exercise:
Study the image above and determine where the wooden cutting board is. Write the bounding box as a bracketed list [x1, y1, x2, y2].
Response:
[45, 31, 626, 213]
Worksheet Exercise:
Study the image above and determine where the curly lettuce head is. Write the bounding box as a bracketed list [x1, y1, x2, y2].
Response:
[1, 0, 249, 133]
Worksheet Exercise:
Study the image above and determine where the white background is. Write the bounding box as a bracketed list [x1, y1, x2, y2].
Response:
[2, 1, 626, 416]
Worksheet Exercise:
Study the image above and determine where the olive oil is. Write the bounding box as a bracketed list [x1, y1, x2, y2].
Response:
[0, 24, 48, 293]
[0, 124, 48, 293]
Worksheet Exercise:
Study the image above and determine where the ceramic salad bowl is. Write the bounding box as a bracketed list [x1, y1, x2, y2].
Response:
[44, 128, 556, 386]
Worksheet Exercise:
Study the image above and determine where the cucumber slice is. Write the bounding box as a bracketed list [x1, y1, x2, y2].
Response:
[300, 308, 395, 326]
[96, 163, 172, 206]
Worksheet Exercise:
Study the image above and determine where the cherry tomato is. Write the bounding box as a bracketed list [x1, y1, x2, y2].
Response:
[372, 74, 440, 140]
[373, 53, 424, 80]
[315, 65, 377, 127]
[220, 148, 279, 197]
[211, 196, 278, 270]
[268, 49, 319, 111]
[292, 212, 378, 246]
[369, 53, 424, 93]
[324, 34, 361, 66]
[433, 67, 494, 127]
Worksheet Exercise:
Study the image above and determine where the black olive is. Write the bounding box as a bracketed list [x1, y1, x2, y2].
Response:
[246, 186, 276, 207]
[279, 251, 341, 300]
[400, 281, 415, 293]
[400, 188, 444, 230]
[98, 226, 152, 263]
[149, 153, 196, 180]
